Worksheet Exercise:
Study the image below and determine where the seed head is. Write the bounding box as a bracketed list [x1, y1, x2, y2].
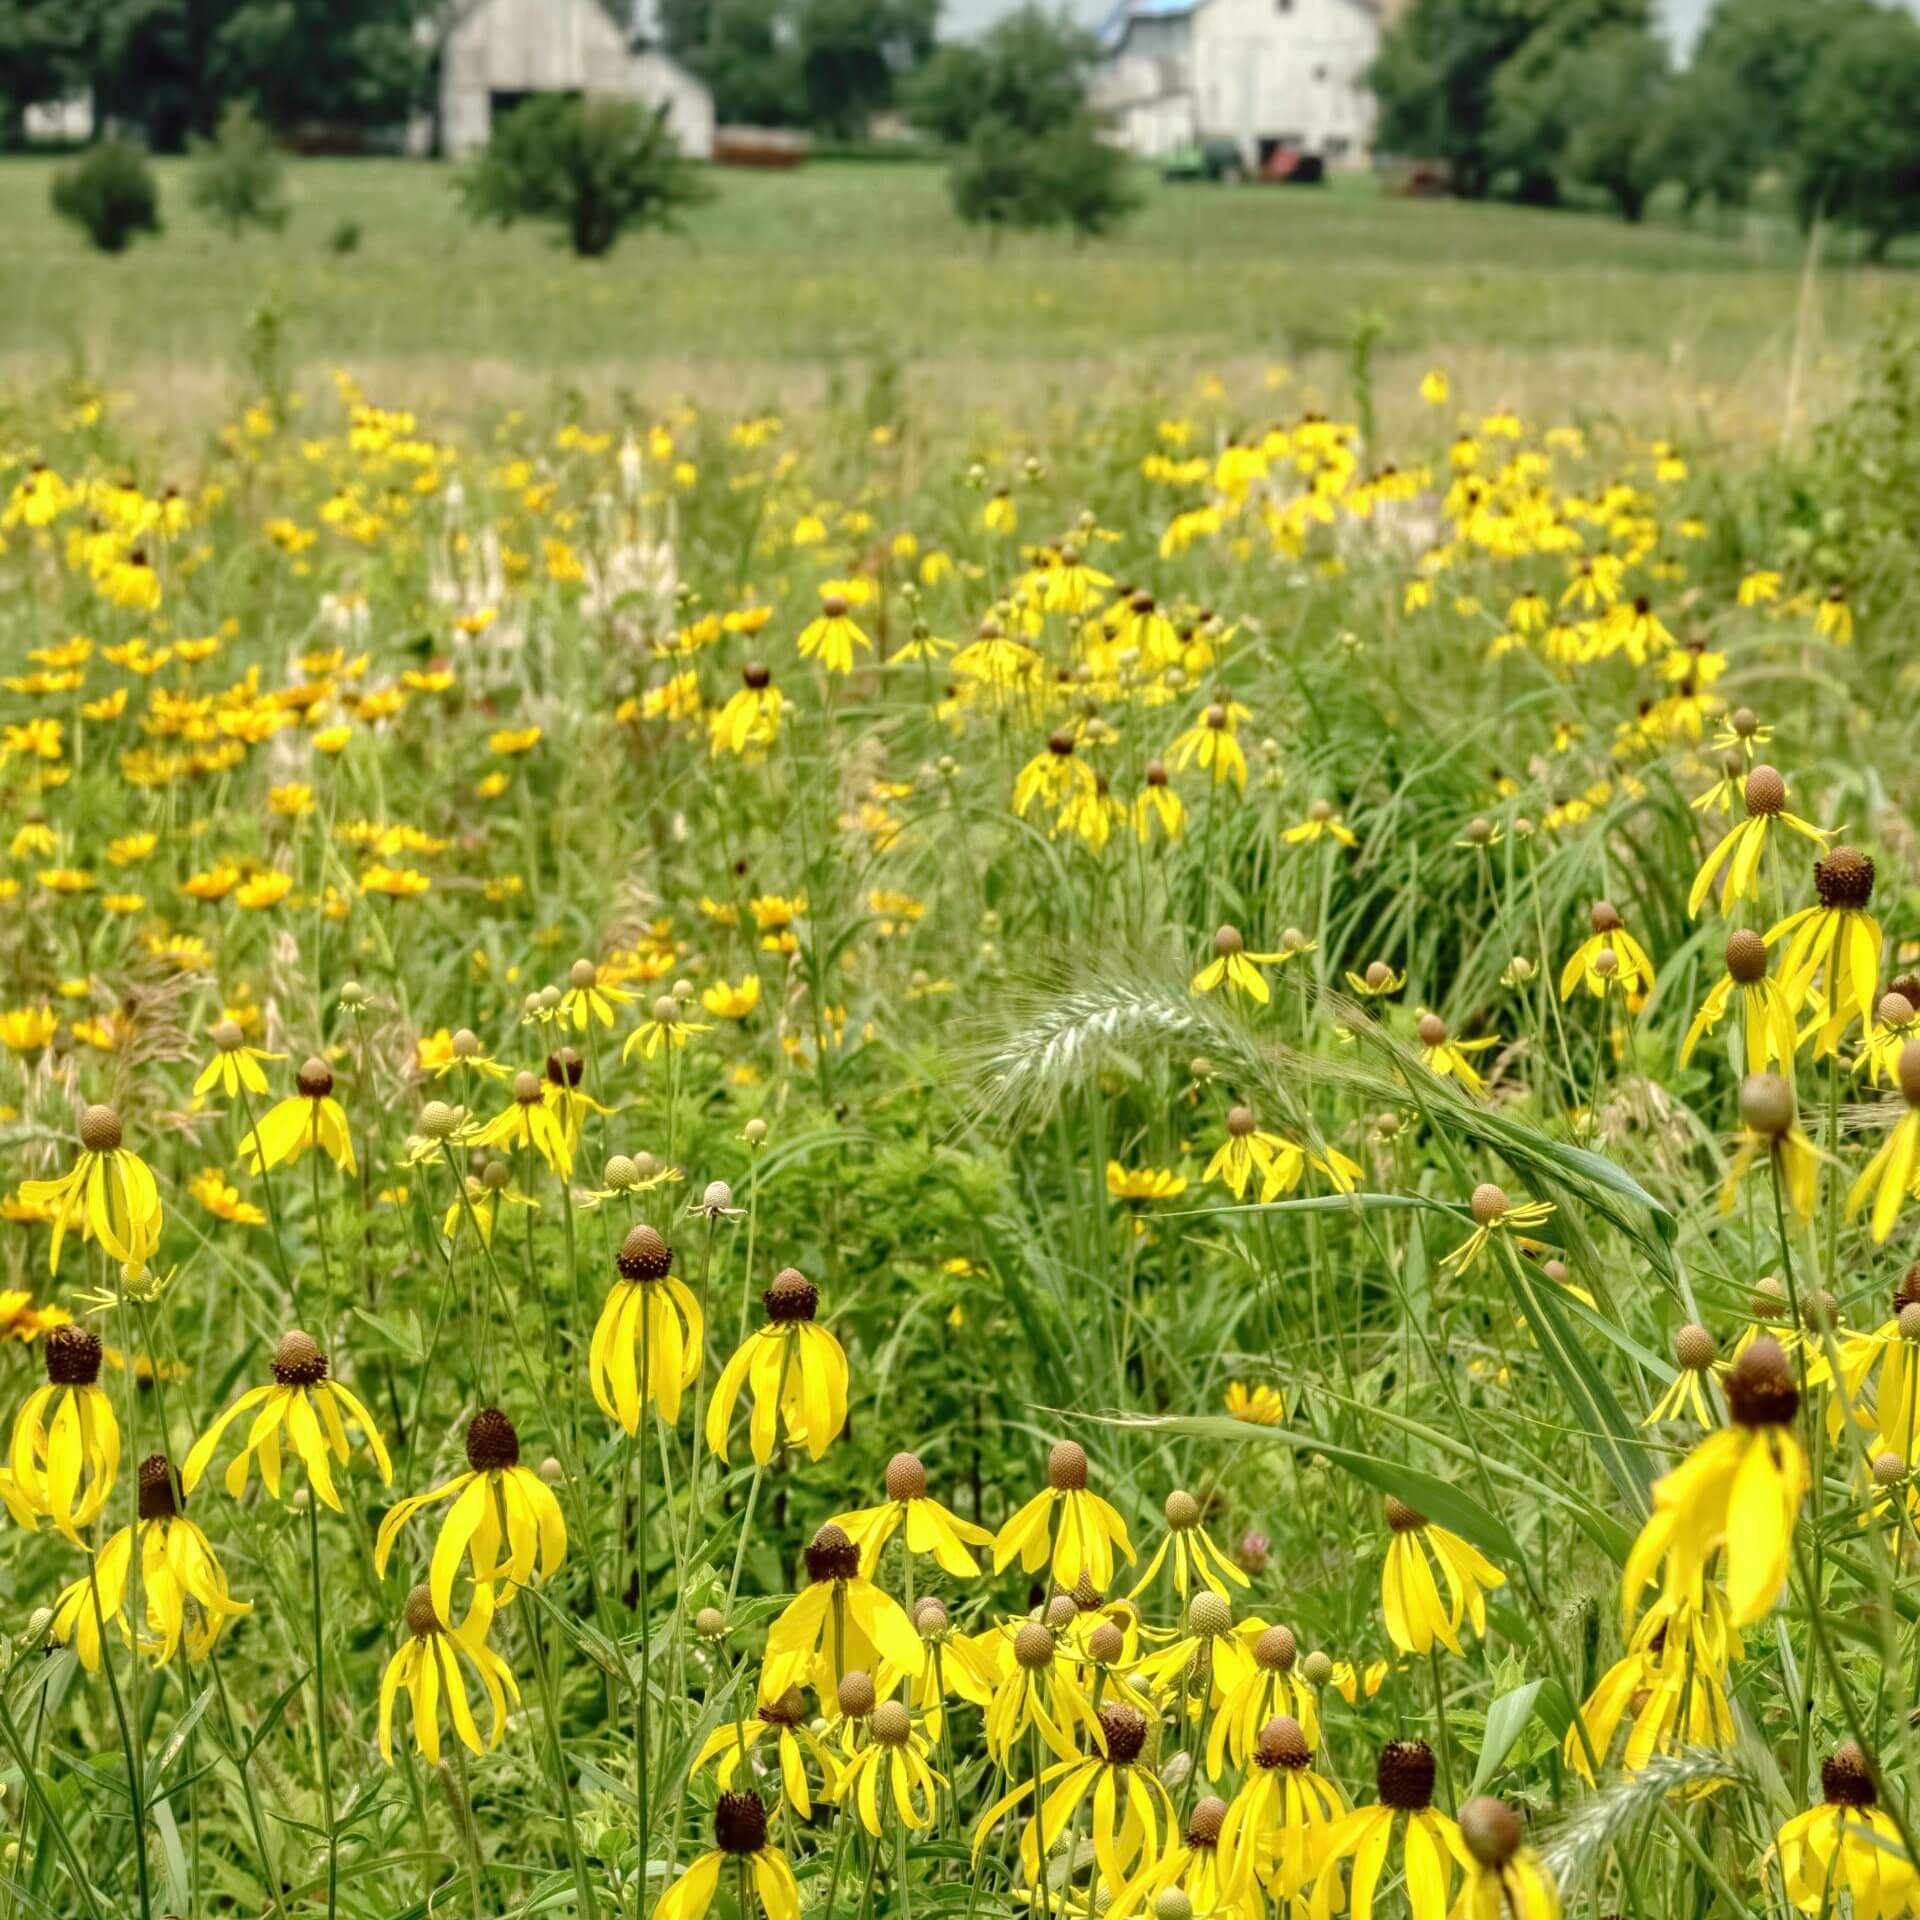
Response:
[1417, 1013, 1448, 1047]
[743, 1117, 768, 1145]
[138, 1453, 178, 1521]
[915, 1597, 950, 1636]
[1589, 901, 1623, 935]
[452, 1028, 481, 1058]
[1376, 1738, 1437, 1811]
[651, 995, 680, 1025]
[1048, 1442, 1088, 1491]
[1882, 993, 1916, 1028]
[1802, 1289, 1840, 1333]
[1164, 1488, 1200, 1530]
[297, 1056, 333, 1099]
[1255, 1624, 1297, 1672]
[604, 1155, 638, 1189]
[1873, 1451, 1906, 1487]
[1256, 1715, 1309, 1770]
[1365, 961, 1395, 990]
[1744, 765, 1785, 816]
[1674, 1324, 1716, 1372]
[1592, 947, 1618, 978]
[210, 1019, 245, 1052]
[481, 1159, 510, 1191]
[569, 959, 598, 990]
[1153, 1893, 1192, 1920]
[1014, 1623, 1056, 1671]
[885, 1452, 926, 1502]
[1739, 1072, 1796, 1139]
[1901, 1303, 1920, 1344]
[1071, 1574, 1102, 1611]
[760, 1687, 806, 1726]
[1464, 817, 1494, 846]
[1384, 1494, 1427, 1533]
[871, 1700, 911, 1747]
[1723, 1337, 1798, 1428]
[763, 1267, 818, 1323]
[1900, 1042, 1920, 1108]
[837, 1670, 877, 1718]
[1822, 1743, 1875, 1808]
[45, 1324, 103, 1387]
[1047, 730, 1076, 758]
[1187, 1592, 1232, 1637]
[1226, 1105, 1257, 1138]
[418, 1100, 459, 1141]
[713, 1791, 769, 1857]
[512, 1070, 541, 1105]
[1185, 1797, 1228, 1848]
[1731, 706, 1759, 738]
[465, 1407, 519, 1472]
[1469, 1183, 1508, 1226]
[1459, 1796, 1523, 1868]
[743, 661, 771, 690]
[1045, 1594, 1078, 1631]
[1087, 1621, 1124, 1663]
[546, 1048, 583, 1088]
[617, 1224, 673, 1282]
[701, 1179, 734, 1211]
[1815, 846, 1875, 911]
[79, 1104, 123, 1153]
[695, 1606, 728, 1640]
[1098, 1705, 1147, 1765]
[1725, 930, 1768, 984]
[1301, 1650, 1333, 1686]
[405, 1585, 442, 1638]
[1213, 925, 1244, 957]
[1751, 1274, 1788, 1318]
[821, 593, 849, 619]
[272, 1330, 328, 1387]
[804, 1524, 859, 1584]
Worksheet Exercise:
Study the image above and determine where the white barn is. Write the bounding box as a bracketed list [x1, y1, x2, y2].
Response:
[1090, 0, 1379, 170]
[432, 0, 715, 160]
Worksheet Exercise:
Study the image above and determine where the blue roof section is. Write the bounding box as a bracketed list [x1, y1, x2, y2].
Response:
[1097, 0, 1199, 48]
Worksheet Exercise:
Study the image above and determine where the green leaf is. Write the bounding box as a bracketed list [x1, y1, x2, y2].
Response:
[1469, 1679, 1544, 1794]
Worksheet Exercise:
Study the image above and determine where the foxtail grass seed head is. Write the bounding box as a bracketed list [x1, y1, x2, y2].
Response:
[79, 1103, 123, 1153]
[273, 1329, 327, 1387]
[617, 1224, 673, 1282]
[1674, 1324, 1716, 1371]
[1088, 1621, 1124, 1663]
[297, 1056, 333, 1098]
[837, 1670, 876, 1718]
[1725, 1337, 1798, 1427]
[1726, 929, 1768, 983]
[1164, 1488, 1200, 1530]
[764, 1267, 818, 1322]
[1014, 1623, 1055, 1670]
[46, 1324, 103, 1386]
[405, 1584, 441, 1639]
[1098, 1705, 1147, 1764]
[886, 1452, 926, 1501]
[1255, 1624, 1297, 1671]
[1377, 1738, 1437, 1811]
[138, 1452, 178, 1520]
[1459, 1796, 1523, 1868]
[805, 1524, 859, 1584]
[713, 1792, 769, 1857]
[466, 1408, 519, 1472]
[1469, 1182, 1508, 1225]
[1048, 1441, 1088, 1491]
[1302, 1650, 1333, 1686]
[871, 1700, 910, 1747]
[1745, 764, 1785, 816]
[1187, 1592, 1232, 1636]
[1256, 1715, 1310, 1770]
[1822, 1744, 1875, 1807]
[1815, 845, 1875, 910]
[1739, 1072, 1796, 1139]
[1384, 1494, 1427, 1533]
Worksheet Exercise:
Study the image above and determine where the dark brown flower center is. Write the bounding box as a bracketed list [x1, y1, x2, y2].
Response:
[617, 1225, 674, 1282]
[804, 1524, 860, 1584]
[273, 1329, 329, 1387]
[138, 1452, 179, 1520]
[713, 1790, 768, 1856]
[764, 1268, 817, 1323]
[45, 1324, 103, 1387]
[1815, 847, 1875, 911]
[466, 1407, 519, 1472]
[1377, 1738, 1437, 1811]
[1099, 1705, 1147, 1765]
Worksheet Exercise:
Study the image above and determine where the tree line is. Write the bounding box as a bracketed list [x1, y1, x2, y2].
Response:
[1373, 0, 1920, 255]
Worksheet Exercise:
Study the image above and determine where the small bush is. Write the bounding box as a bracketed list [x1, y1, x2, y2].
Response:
[949, 115, 1139, 243]
[459, 96, 704, 258]
[189, 103, 291, 239]
[327, 218, 364, 255]
[51, 142, 161, 254]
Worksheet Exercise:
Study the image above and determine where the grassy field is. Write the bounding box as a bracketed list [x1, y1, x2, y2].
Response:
[0, 154, 1896, 430]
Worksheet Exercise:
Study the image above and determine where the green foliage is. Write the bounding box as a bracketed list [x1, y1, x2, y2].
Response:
[0, 0, 100, 146]
[187, 100, 289, 238]
[459, 96, 704, 259]
[676, 0, 808, 126]
[50, 139, 160, 253]
[793, 0, 939, 137]
[905, 6, 1100, 144]
[1793, 2, 1920, 257]
[949, 116, 1138, 242]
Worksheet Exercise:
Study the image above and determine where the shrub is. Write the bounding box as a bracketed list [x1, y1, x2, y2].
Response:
[51, 142, 161, 254]
[328, 218, 364, 255]
[949, 116, 1138, 243]
[188, 103, 291, 239]
[459, 96, 704, 259]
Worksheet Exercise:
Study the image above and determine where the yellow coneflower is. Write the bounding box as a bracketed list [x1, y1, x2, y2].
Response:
[1203, 1105, 1358, 1202]
[762, 1524, 922, 1702]
[625, 992, 711, 1062]
[711, 663, 784, 756]
[1013, 729, 1097, 819]
[590, 1225, 705, 1432]
[654, 1793, 799, 1920]
[557, 957, 634, 1031]
[1166, 702, 1248, 791]
[1345, 960, 1406, 998]
[17, 1103, 162, 1276]
[1107, 1794, 1256, 1920]
[1415, 1012, 1499, 1095]
[1688, 764, 1829, 918]
[1720, 1072, 1819, 1221]
[1380, 1495, 1505, 1656]
[707, 1266, 847, 1463]
[237, 1058, 356, 1176]
[993, 1441, 1135, 1592]
[1216, 1713, 1345, 1900]
[691, 1686, 843, 1820]
[469, 1069, 573, 1179]
[1623, 1337, 1806, 1628]
[795, 587, 872, 675]
[1806, 1268, 1920, 1458]
[1645, 1323, 1719, 1426]
[1770, 845, 1883, 1057]
[184, 1329, 392, 1511]
[1132, 761, 1186, 844]
[1776, 1745, 1915, 1917]
[980, 1618, 1103, 1765]
[10, 1325, 120, 1542]
[883, 1598, 1000, 1738]
[1847, 1039, 1920, 1244]
[440, 1162, 536, 1247]
[1454, 1796, 1561, 1920]
[1559, 900, 1655, 1000]
[1191, 925, 1296, 1004]
[1223, 1380, 1286, 1425]
[1106, 1162, 1187, 1203]
[829, 1450, 993, 1578]
[377, 1583, 521, 1766]
[1680, 929, 1802, 1074]
[1440, 1182, 1555, 1275]
[1130, 1486, 1249, 1602]
[1565, 1586, 1737, 1781]
[1210, 1624, 1320, 1775]
[1310, 1739, 1462, 1920]
[192, 1020, 283, 1100]
[1857, 989, 1920, 1087]
[373, 1407, 566, 1624]
[1283, 799, 1357, 847]
[833, 1694, 944, 1834]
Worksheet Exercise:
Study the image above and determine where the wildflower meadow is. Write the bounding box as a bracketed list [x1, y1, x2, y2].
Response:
[0, 300, 1917, 1920]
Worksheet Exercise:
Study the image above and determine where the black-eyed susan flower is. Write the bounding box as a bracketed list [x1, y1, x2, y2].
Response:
[654, 1792, 799, 1920]
[374, 1407, 566, 1623]
[1223, 1380, 1285, 1425]
[17, 1103, 162, 1276]
[1688, 764, 1829, 918]
[1130, 1487, 1249, 1603]
[590, 1225, 704, 1432]
[1311, 1739, 1461, 1920]
[237, 1058, 356, 1176]
[378, 1582, 521, 1766]
[691, 1686, 842, 1819]
[1559, 900, 1655, 1000]
[10, 1325, 119, 1542]
[1680, 929, 1801, 1075]
[1770, 845, 1883, 1057]
[1216, 1713, 1346, 1901]
[1454, 1796, 1560, 1920]
[993, 1441, 1135, 1592]
[470, 1069, 572, 1179]
[1623, 1337, 1806, 1628]
[1106, 1162, 1188, 1205]
[184, 1329, 392, 1510]
[762, 1524, 921, 1703]
[702, 974, 762, 1020]
[973, 1704, 1177, 1896]
[707, 1266, 846, 1464]
[833, 1695, 943, 1834]
[1720, 1072, 1819, 1222]
[1775, 1744, 1915, 1917]
[1439, 1182, 1555, 1276]
[192, 1020, 283, 1100]
[1379, 1495, 1504, 1657]
[1191, 925, 1295, 1004]
[1645, 1323, 1719, 1426]
[795, 587, 871, 675]
[1283, 799, 1357, 848]
[1414, 1013, 1499, 1095]
[829, 1450, 993, 1578]
[1847, 1039, 1920, 1244]
[625, 993, 711, 1063]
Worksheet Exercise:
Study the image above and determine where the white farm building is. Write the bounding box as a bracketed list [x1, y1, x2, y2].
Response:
[431, 0, 715, 160]
[1090, 0, 1380, 170]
